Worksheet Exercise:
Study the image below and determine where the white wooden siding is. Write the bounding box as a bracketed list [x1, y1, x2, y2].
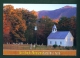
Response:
[47, 32, 74, 47]
[64, 32, 74, 46]
[47, 39, 65, 46]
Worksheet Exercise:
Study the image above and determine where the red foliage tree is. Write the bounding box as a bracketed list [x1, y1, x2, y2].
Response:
[3, 14, 12, 44]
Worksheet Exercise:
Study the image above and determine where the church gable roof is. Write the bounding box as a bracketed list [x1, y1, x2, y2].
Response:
[47, 31, 69, 39]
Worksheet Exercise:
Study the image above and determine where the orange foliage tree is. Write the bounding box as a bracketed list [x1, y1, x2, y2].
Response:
[3, 5, 27, 43]
[3, 14, 12, 43]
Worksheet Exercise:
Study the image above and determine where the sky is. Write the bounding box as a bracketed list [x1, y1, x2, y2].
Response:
[3, 4, 77, 11]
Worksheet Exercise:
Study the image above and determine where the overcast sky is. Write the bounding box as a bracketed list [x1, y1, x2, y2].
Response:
[3, 4, 77, 11]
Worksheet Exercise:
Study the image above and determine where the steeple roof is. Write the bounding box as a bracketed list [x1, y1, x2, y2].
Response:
[53, 24, 57, 29]
[52, 24, 57, 33]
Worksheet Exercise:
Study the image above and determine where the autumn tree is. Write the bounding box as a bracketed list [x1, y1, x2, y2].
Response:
[31, 10, 38, 18]
[3, 5, 27, 43]
[3, 14, 12, 43]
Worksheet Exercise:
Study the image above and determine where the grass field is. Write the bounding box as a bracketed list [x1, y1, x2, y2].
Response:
[3, 44, 75, 50]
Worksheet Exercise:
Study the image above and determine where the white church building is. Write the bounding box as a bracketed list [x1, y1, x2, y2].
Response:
[47, 24, 74, 47]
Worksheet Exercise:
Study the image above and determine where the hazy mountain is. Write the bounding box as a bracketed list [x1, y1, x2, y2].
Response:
[38, 6, 76, 20]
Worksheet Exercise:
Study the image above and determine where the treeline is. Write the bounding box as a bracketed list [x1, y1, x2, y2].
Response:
[3, 5, 76, 46]
[57, 16, 76, 46]
[3, 5, 37, 44]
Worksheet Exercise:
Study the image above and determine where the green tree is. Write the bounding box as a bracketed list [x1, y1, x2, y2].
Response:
[37, 16, 54, 45]
[22, 10, 38, 44]
[57, 16, 76, 46]
[57, 17, 70, 31]
[69, 16, 76, 46]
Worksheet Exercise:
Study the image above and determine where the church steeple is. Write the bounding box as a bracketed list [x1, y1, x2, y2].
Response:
[52, 24, 57, 33]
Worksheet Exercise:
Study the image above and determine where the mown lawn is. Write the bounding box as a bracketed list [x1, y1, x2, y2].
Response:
[3, 44, 76, 50]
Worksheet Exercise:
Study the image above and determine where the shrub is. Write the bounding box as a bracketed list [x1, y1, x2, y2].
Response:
[72, 46, 76, 50]
[58, 45, 61, 47]
[65, 46, 70, 50]
[53, 44, 57, 48]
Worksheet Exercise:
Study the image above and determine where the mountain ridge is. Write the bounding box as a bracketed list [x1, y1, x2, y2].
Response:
[38, 6, 76, 20]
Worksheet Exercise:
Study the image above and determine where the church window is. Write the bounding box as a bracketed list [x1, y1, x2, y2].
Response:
[50, 41, 52, 44]
[71, 37, 73, 42]
[60, 41, 62, 45]
[55, 41, 57, 44]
